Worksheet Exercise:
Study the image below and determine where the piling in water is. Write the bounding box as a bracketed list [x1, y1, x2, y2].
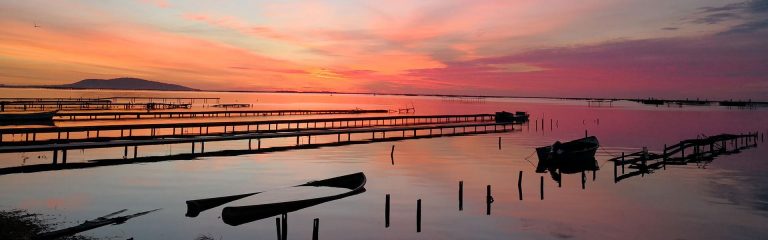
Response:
[385, 194, 390, 228]
[275, 218, 281, 240]
[458, 181, 463, 211]
[416, 199, 422, 233]
[486, 185, 493, 215]
[313, 218, 319, 240]
[518, 171, 523, 200]
[281, 213, 287, 240]
[540, 176, 544, 200]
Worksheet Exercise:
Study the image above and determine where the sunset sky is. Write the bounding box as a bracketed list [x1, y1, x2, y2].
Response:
[1, 0, 767, 99]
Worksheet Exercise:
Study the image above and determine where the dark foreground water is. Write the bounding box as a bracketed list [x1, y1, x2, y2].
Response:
[1, 88, 767, 239]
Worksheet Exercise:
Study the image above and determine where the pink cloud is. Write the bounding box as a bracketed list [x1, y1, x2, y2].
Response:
[407, 32, 768, 99]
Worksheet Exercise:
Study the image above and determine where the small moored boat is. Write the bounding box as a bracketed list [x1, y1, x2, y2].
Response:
[495, 111, 529, 123]
[536, 136, 599, 173]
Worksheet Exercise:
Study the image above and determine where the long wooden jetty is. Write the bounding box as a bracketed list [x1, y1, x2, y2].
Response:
[611, 133, 760, 182]
[0, 119, 522, 175]
[53, 109, 389, 120]
[0, 100, 191, 111]
[0, 114, 495, 145]
[0, 97, 221, 112]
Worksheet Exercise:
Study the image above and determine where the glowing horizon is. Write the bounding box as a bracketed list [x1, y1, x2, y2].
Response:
[1, 0, 767, 100]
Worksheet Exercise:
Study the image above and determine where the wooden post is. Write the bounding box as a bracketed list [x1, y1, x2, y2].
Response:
[486, 185, 493, 215]
[416, 199, 421, 233]
[385, 194, 390, 228]
[201, 141, 205, 153]
[518, 171, 523, 200]
[312, 218, 319, 240]
[134, 146, 138, 159]
[613, 160, 617, 182]
[62, 149, 67, 164]
[498, 137, 501, 150]
[275, 218, 281, 240]
[459, 181, 463, 211]
[52, 149, 58, 165]
[123, 146, 128, 159]
[581, 170, 586, 190]
[281, 213, 287, 240]
[621, 152, 625, 174]
[540, 176, 544, 200]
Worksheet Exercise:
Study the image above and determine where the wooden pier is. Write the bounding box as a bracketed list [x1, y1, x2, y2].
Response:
[53, 109, 389, 121]
[0, 114, 496, 145]
[0, 118, 522, 174]
[0, 100, 191, 111]
[611, 133, 759, 182]
[0, 97, 221, 112]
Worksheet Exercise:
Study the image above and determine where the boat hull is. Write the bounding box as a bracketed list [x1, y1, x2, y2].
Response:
[536, 136, 599, 173]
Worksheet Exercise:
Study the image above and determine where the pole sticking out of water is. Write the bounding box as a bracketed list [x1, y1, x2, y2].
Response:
[385, 194, 390, 228]
[518, 171, 523, 200]
[275, 218, 281, 240]
[458, 181, 463, 211]
[540, 176, 544, 200]
[281, 213, 287, 240]
[313, 218, 319, 240]
[498, 137, 502, 150]
[416, 199, 422, 233]
[486, 185, 493, 215]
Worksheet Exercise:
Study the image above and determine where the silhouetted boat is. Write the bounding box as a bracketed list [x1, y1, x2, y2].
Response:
[536, 136, 599, 173]
[221, 172, 366, 226]
[495, 111, 529, 123]
[0, 110, 57, 122]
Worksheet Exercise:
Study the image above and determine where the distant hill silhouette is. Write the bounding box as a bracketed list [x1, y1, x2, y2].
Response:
[58, 78, 196, 91]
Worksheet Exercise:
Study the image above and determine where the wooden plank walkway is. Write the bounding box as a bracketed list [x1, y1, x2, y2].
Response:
[0, 114, 496, 144]
[0, 123, 519, 175]
[0, 121, 520, 171]
[53, 109, 389, 120]
[611, 133, 760, 182]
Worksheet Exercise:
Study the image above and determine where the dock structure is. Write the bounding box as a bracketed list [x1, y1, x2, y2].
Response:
[0, 114, 497, 145]
[0, 118, 523, 175]
[107, 97, 219, 105]
[53, 109, 389, 121]
[0, 97, 221, 112]
[0, 100, 191, 111]
[611, 133, 759, 182]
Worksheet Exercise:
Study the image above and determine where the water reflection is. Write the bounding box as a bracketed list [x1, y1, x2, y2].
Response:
[536, 156, 599, 184]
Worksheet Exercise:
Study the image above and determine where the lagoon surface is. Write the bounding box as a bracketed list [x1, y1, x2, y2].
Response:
[1, 88, 767, 239]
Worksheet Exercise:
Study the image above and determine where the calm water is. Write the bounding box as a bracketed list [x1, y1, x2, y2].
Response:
[1, 88, 767, 239]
